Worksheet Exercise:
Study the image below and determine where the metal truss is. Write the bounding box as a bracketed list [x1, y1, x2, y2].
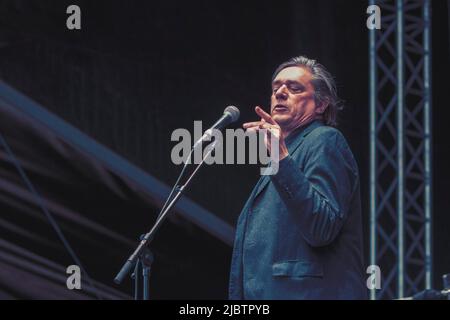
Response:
[369, 0, 432, 299]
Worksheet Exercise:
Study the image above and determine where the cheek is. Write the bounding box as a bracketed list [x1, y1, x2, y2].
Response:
[300, 97, 316, 110]
[291, 98, 315, 115]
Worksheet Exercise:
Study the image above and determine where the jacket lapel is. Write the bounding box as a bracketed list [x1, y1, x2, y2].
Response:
[252, 120, 324, 199]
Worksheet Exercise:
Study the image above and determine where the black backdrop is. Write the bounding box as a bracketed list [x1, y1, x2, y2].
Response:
[0, 0, 449, 298]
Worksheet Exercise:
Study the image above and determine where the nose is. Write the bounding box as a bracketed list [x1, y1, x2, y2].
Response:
[274, 84, 288, 100]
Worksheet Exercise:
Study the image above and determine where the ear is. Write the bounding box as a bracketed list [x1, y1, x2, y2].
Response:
[315, 100, 329, 114]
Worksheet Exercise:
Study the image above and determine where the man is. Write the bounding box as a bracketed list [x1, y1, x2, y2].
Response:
[229, 56, 367, 299]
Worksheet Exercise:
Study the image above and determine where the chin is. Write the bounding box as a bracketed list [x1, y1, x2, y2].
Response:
[272, 114, 291, 125]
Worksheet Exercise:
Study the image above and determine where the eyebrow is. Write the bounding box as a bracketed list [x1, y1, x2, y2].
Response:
[272, 80, 306, 90]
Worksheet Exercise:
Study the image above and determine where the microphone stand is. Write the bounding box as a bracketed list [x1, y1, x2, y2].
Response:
[114, 140, 219, 299]
[131, 235, 154, 300]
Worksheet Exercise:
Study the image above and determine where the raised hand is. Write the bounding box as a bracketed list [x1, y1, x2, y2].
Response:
[243, 106, 289, 161]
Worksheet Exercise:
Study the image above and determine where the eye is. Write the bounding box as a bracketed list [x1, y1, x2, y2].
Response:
[288, 85, 303, 93]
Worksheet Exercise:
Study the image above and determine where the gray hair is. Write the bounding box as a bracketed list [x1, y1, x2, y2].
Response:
[272, 56, 343, 127]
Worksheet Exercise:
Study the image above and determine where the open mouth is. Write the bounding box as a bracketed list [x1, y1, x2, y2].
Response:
[273, 104, 289, 113]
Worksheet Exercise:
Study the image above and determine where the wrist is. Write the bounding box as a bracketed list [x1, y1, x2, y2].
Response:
[273, 146, 289, 163]
[279, 144, 289, 160]
[279, 151, 289, 161]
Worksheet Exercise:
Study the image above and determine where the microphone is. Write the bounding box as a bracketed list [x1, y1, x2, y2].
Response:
[193, 106, 240, 149]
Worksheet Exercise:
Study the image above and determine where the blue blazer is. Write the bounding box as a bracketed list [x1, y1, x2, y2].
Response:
[229, 120, 367, 300]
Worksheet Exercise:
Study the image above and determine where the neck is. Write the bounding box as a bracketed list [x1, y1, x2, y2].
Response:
[282, 118, 318, 138]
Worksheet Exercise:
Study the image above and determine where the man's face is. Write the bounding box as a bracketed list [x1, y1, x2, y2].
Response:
[270, 66, 320, 134]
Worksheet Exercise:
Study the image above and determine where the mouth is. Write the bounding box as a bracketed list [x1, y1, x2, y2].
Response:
[272, 104, 289, 113]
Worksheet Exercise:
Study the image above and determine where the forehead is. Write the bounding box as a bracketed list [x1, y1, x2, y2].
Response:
[273, 66, 312, 84]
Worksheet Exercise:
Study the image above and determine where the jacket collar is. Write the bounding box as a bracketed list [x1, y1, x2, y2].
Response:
[284, 119, 324, 155]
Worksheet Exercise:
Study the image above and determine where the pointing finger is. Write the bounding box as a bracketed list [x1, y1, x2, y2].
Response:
[255, 106, 276, 125]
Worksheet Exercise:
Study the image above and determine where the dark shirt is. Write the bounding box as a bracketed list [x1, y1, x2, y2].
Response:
[229, 120, 367, 299]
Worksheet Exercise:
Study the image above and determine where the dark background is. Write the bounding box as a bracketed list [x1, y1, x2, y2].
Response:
[0, 0, 448, 298]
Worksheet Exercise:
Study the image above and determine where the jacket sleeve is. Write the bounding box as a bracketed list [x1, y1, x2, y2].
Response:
[270, 130, 358, 247]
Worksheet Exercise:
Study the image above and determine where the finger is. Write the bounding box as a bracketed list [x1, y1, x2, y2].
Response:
[258, 123, 279, 132]
[255, 106, 277, 125]
[246, 122, 277, 134]
[243, 121, 264, 129]
[245, 126, 259, 134]
[259, 123, 281, 138]
[258, 123, 272, 130]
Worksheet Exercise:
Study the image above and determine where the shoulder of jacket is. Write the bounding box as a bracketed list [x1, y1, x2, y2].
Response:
[305, 125, 341, 142]
[304, 126, 354, 156]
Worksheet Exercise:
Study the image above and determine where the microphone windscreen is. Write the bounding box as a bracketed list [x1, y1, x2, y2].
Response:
[224, 106, 240, 122]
